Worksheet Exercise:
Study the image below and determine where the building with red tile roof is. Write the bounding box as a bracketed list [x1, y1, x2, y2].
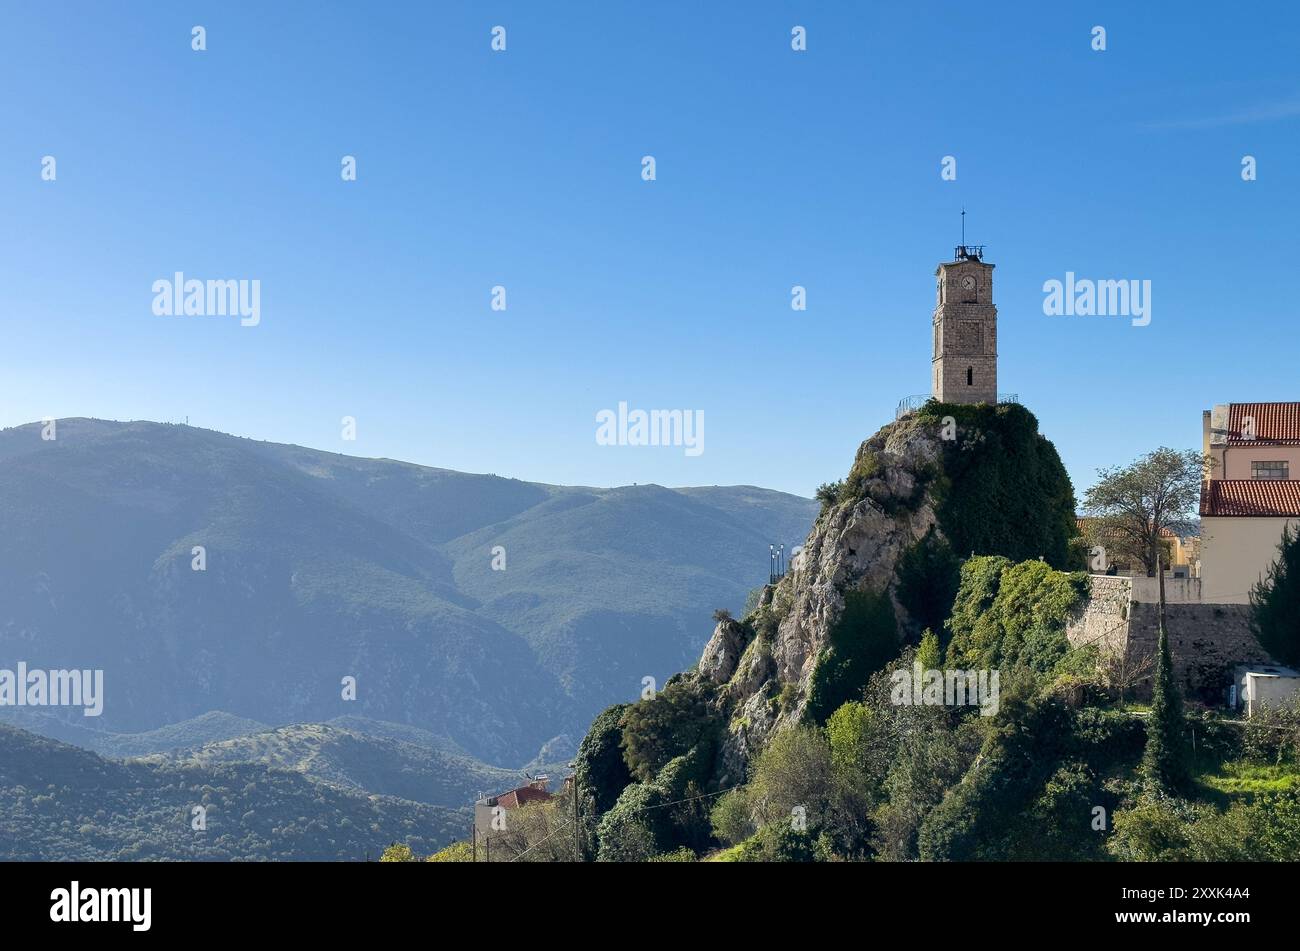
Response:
[1201, 402, 1300, 601]
[1201, 479, 1300, 518]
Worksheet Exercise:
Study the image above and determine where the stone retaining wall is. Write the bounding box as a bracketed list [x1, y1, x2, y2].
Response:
[1065, 575, 1273, 703]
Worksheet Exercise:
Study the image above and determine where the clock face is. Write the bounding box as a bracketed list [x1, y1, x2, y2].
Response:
[961, 275, 977, 291]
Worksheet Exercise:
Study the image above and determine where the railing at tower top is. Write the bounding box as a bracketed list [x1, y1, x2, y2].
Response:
[894, 393, 1020, 420]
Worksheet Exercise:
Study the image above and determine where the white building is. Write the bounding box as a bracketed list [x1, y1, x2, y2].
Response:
[1232, 664, 1300, 718]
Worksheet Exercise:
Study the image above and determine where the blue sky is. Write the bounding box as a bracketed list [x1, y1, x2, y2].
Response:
[2, 2, 1298, 499]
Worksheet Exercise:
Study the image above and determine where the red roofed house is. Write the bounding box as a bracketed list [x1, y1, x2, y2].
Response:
[1201, 403, 1300, 602]
[473, 777, 553, 852]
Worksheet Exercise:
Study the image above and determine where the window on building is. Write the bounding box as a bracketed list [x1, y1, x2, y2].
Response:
[966, 367, 973, 386]
[1252, 460, 1289, 480]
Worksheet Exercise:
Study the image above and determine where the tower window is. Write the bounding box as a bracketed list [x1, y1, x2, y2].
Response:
[966, 367, 973, 386]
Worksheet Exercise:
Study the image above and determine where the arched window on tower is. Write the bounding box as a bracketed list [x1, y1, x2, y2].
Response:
[966, 366, 973, 386]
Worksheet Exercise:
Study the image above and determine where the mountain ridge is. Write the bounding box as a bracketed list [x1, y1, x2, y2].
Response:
[0, 417, 816, 769]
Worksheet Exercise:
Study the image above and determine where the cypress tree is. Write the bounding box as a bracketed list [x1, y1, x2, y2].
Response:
[1141, 621, 1190, 797]
[1251, 524, 1300, 667]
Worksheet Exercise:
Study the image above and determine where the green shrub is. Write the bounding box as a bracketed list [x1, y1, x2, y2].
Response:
[732, 823, 821, 862]
[747, 724, 834, 829]
[426, 841, 473, 862]
[648, 847, 696, 862]
[595, 782, 670, 862]
[1106, 797, 1202, 861]
[574, 703, 633, 817]
[814, 481, 843, 515]
[620, 680, 719, 783]
[379, 843, 417, 863]
[710, 788, 754, 846]
[945, 557, 1088, 673]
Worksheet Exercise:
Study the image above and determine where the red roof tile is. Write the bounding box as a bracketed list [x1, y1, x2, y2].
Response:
[1201, 479, 1300, 517]
[1227, 403, 1300, 445]
[492, 783, 552, 810]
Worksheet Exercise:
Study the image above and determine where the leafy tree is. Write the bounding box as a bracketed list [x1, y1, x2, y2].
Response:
[1140, 623, 1191, 797]
[1083, 448, 1205, 575]
[824, 700, 884, 854]
[918, 680, 1076, 861]
[619, 680, 719, 783]
[1251, 524, 1300, 667]
[710, 788, 755, 846]
[379, 843, 417, 862]
[594, 783, 664, 862]
[595, 747, 713, 860]
[747, 724, 834, 829]
[574, 703, 633, 817]
[426, 840, 473, 862]
[916, 629, 942, 671]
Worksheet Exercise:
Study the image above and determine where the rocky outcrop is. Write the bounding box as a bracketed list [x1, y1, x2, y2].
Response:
[696, 412, 949, 780]
[699, 617, 749, 684]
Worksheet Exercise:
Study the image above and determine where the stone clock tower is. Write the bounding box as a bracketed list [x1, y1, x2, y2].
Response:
[932, 247, 997, 405]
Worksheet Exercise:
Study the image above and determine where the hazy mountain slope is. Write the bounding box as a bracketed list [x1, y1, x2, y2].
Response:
[0, 709, 268, 758]
[156, 722, 522, 808]
[445, 483, 808, 723]
[0, 419, 566, 763]
[250, 442, 554, 545]
[0, 418, 815, 766]
[0, 724, 463, 861]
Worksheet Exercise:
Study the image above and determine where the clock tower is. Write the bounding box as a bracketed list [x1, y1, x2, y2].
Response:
[932, 246, 997, 405]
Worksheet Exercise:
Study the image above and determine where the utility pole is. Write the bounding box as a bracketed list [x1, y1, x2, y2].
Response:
[1157, 552, 1167, 636]
[472, 822, 477, 863]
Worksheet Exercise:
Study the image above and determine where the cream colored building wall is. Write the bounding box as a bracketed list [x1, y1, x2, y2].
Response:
[1200, 516, 1298, 603]
[1218, 445, 1300, 479]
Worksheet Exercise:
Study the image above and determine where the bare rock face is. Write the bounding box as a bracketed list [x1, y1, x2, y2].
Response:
[700, 414, 948, 777]
[699, 618, 749, 684]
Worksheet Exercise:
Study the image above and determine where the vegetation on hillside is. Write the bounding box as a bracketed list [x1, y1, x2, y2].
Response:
[494, 553, 1300, 863]
[914, 401, 1080, 570]
[0, 725, 463, 861]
